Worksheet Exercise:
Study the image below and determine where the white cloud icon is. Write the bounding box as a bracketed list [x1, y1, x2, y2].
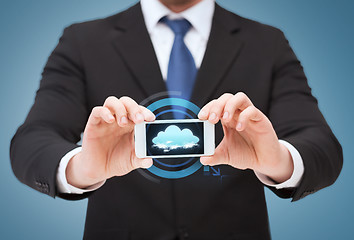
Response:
[152, 125, 199, 152]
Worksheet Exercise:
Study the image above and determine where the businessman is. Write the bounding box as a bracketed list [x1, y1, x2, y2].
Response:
[10, 0, 343, 239]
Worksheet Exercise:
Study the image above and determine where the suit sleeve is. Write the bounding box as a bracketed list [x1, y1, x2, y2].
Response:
[10, 25, 91, 200]
[267, 30, 343, 201]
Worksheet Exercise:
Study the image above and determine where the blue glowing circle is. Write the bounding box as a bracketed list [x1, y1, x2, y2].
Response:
[153, 157, 195, 168]
[147, 98, 200, 113]
[155, 109, 194, 119]
[146, 98, 203, 179]
[148, 160, 202, 179]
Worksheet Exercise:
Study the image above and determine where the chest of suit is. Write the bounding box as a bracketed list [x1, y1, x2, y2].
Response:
[80, 4, 273, 239]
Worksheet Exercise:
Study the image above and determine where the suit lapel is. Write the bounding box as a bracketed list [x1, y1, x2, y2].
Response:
[111, 3, 166, 98]
[110, 3, 243, 109]
[190, 4, 244, 108]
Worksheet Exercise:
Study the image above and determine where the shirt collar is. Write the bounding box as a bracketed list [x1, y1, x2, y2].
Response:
[141, 0, 215, 40]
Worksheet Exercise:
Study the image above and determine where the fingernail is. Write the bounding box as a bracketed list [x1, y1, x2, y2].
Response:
[223, 112, 229, 119]
[236, 122, 242, 131]
[149, 112, 156, 120]
[142, 159, 152, 168]
[199, 110, 206, 118]
[107, 115, 115, 122]
[209, 113, 216, 121]
[136, 113, 143, 121]
[120, 116, 128, 124]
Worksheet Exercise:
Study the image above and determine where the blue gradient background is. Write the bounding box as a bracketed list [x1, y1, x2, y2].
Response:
[1, 0, 353, 239]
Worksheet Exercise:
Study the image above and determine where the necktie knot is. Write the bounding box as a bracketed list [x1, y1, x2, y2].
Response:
[160, 17, 191, 37]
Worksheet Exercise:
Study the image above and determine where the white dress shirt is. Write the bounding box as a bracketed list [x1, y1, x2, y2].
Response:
[56, 0, 304, 194]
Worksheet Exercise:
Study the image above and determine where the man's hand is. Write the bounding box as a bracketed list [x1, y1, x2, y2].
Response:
[66, 96, 155, 189]
[198, 92, 294, 183]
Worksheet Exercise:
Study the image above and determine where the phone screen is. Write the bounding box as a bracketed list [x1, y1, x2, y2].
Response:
[146, 122, 204, 156]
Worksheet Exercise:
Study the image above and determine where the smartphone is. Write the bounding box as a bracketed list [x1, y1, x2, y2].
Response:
[135, 119, 215, 158]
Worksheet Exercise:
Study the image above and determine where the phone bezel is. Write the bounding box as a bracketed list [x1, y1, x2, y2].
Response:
[134, 119, 215, 158]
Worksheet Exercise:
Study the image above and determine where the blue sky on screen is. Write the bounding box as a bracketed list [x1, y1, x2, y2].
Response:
[152, 125, 199, 152]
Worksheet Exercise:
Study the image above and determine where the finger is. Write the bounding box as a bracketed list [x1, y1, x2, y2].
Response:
[223, 92, 253, 122]
[120, 96, 144, 124]
[131, 156, 153, 169]
[200, 145, 227, 166]
[208, 93, 234, 124]
[198, 100, 216, 120]
[104, 96, 129, 127]
[140, 106, 155, 122]
[88, 106, 115, 125]
[236, 105, 264, 132]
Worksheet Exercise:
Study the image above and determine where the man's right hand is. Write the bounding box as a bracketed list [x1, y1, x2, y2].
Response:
[66, 96, 155, 189]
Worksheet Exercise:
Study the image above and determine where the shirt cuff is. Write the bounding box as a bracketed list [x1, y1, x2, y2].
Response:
[56, 147, 106, 194]
[254, 140, 304, 189]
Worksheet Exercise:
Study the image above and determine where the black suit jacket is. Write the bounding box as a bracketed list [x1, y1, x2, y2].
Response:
[10, 3, 342, 240]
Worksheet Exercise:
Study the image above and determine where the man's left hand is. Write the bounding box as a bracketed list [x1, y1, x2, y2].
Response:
[198, 92, 294, 183]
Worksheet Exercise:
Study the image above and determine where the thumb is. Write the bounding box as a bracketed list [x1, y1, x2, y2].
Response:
[132, 156, 153, 169]
[200, 145, 227, 166]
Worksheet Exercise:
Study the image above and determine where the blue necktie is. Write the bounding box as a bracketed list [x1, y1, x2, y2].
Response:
[161, 17, 197, 119]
